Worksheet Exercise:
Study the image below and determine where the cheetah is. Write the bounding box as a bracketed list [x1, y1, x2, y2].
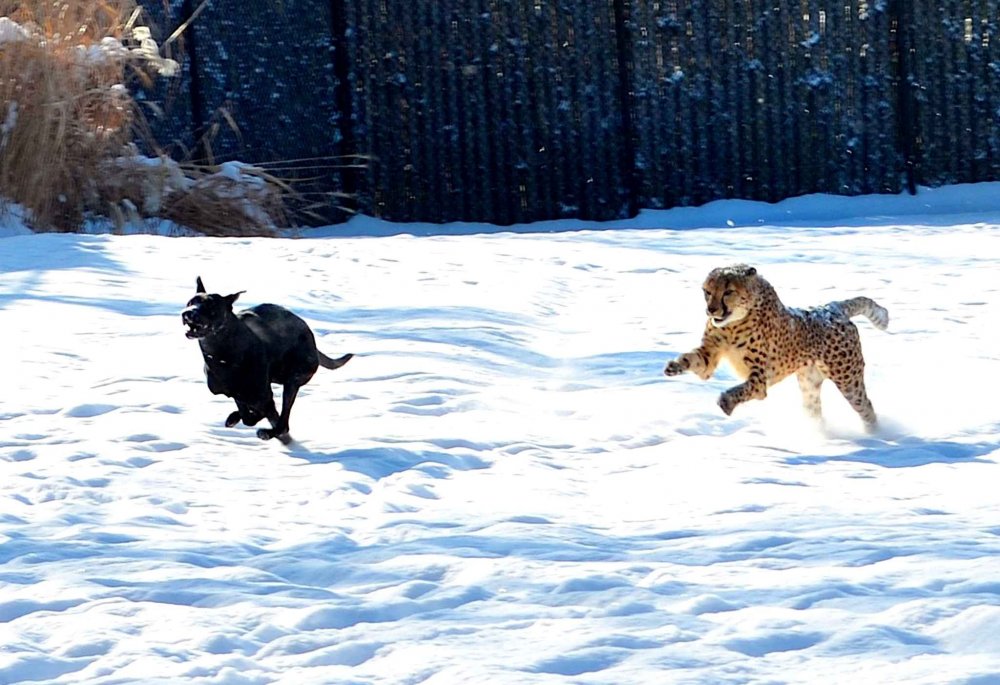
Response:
[663, 264, 888, 430]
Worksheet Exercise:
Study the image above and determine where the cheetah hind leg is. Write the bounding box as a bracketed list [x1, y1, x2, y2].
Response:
[796, 365, 825, 423]
[830, 373, 878, 433]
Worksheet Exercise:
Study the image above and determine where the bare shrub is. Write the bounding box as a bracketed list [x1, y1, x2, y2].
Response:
[0, 2, 287, 236]
[98, 154, 285, 236]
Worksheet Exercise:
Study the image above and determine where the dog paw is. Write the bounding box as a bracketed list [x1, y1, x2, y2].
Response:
[256, 427, 291, 442]
[225, 411, 241, 428]
[718, 390, 738, 416]
[664, 360, 687, 376]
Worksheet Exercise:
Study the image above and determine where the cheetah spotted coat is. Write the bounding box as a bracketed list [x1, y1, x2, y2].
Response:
[664, 264, 888, 430]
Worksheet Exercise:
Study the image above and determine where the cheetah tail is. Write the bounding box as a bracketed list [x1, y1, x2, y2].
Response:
[836, 296, 889, 331]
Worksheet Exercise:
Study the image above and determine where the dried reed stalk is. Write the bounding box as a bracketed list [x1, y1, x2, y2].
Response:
[0, 1, 287, 236]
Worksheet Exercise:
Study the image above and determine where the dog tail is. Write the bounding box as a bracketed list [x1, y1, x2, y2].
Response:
[319, 352, 354, 370]
[833, 296, 889, 331]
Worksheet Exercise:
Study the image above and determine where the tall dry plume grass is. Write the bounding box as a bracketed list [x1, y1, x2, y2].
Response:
[0, 0, 285, 235]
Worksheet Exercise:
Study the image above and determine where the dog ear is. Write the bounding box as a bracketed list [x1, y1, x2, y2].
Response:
[224, 291, 246, 307]
[196, 276, 206, 293]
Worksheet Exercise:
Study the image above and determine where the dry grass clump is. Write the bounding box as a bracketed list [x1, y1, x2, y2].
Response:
[160, 166, 286, 238]
[101, 155, 285, 236]
[0, 1, 134, 231]
[0, 1, 287, 236]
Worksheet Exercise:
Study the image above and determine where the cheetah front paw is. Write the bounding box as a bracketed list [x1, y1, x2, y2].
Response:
[718, 390, 739, 416]
[664, 360, 687, 376]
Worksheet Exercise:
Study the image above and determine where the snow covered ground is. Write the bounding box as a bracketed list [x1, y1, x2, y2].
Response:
[1, 185, 999, 684]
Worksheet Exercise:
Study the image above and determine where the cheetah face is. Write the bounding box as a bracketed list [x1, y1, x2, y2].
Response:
[703, 265, 757, 328]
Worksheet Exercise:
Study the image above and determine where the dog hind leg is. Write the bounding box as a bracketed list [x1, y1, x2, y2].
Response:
[256, 388, 297, 442]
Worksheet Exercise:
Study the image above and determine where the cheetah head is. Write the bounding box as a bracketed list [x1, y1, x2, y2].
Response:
[702, 264, 759, 328]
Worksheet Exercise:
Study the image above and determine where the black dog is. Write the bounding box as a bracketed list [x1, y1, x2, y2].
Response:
[182, 277, 352, 442]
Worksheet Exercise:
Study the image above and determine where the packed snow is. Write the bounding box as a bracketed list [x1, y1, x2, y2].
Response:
[1, 185, 999, 684]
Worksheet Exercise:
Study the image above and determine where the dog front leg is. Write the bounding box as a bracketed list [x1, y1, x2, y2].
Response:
[224, 400, 265, 428]
[224, 399, 247, 427]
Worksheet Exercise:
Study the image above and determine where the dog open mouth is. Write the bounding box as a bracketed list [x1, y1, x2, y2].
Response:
[182, 309, 208, 339]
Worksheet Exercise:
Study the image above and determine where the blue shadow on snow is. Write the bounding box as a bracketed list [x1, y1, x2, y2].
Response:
[784, 437, 998, 469]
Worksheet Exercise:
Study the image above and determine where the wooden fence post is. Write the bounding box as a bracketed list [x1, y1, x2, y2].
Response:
[330, 0, 357, 216]
[890, 0, 918, 195]
[612, 0, 639, 217]
[179, 0, 206, 162]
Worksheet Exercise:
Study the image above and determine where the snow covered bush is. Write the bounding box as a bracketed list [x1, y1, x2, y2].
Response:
[0, 2, 284, 235]
[99, 154, 288, 237]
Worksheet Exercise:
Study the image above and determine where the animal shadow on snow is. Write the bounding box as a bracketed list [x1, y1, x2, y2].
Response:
[784, 436, 999, 468]
[0, 238, 146, 313]
[285, 444, 488, 481]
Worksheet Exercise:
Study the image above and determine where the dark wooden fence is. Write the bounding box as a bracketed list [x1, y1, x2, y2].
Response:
[908, 0, 1000, 187]
[139, 0, 1000, 225]
[628, 0, 902, 207]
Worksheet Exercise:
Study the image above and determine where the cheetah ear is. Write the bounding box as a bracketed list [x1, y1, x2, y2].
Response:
[747, 266, 757, 276]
